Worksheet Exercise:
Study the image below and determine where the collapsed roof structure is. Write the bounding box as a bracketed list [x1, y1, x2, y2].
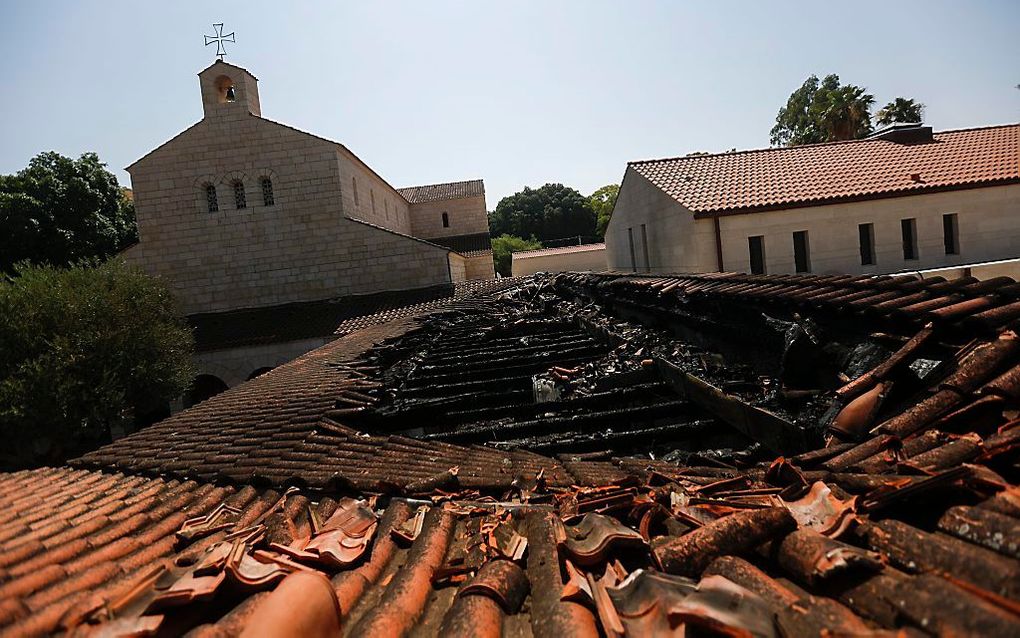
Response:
[2, 271, 1019, 636]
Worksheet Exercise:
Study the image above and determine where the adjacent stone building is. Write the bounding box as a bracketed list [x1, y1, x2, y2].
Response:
[124, 60, 494, 401]
[606, 123, 1020, 276]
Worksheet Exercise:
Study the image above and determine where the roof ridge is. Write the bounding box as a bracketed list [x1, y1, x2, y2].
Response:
[513, 243, 606, 256]
[398, 178, 485, 191]
[628, 121, 1020, 166]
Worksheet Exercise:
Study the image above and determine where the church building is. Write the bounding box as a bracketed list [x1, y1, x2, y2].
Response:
[123, 60, 495, 403]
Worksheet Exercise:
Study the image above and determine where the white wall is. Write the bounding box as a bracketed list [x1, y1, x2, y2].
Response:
[719, 184, 1020, 275]
[513, 247, 607, 276]
[609, 168, 1020, 276]
[605, 168, 717, 272]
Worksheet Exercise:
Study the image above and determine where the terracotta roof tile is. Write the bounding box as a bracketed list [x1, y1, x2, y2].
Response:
[513, 242, 606, 258]
[4, 271, 1020, 635]
[398, 179, 485, 204]
[630, 123, 1020, 216]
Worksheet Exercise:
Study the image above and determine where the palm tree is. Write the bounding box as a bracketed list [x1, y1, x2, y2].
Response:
[818, 85, 875, 141]
[876, 98, 925, 126]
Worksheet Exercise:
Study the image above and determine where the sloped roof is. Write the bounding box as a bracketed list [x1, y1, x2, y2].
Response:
[3, 271, 1020, 636]
[513, 242, 606, 258]
[398, 179, 485, 204]
[630, 123, 1020, 217]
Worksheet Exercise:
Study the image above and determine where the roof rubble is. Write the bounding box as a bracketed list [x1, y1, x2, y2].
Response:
[1, 270, 1018, 636]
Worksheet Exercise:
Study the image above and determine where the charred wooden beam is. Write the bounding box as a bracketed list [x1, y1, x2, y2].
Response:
[656, 358, 812, 454]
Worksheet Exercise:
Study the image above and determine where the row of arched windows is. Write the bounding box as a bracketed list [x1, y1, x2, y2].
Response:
[202, 177, 275, 213]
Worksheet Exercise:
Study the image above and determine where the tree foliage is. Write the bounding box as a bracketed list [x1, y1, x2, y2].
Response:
[770, 74, 875, 146]
[488, 183, 596, 244]
[0, 151, 137, 273]
[876, 98, 925, 126]
[491, 234, 542, 277]
[589, 184, 620, 239]
[0, 261, 195, 469]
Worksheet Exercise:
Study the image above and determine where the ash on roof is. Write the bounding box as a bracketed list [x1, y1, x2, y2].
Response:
[3, 270, 1020, 636]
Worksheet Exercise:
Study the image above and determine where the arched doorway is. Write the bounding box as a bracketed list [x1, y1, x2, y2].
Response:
[247, 367, 274, 380]
[184, 374, 228, 408]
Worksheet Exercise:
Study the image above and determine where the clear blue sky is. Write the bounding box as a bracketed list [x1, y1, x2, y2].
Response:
[2, 1, 1017, 206]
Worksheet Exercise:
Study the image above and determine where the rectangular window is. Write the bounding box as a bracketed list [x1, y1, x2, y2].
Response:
[748, 236, 766, 275]
[627, 227, 637, 271]
[792, 230, 810, 273]
[901, 218, 918, 260]
[943, 213, 959, 255]
[640, 224, 650, 272]
[859, 223, 875, 265]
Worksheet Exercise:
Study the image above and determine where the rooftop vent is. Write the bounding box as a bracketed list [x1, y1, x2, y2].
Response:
[868, 122, 934, 144]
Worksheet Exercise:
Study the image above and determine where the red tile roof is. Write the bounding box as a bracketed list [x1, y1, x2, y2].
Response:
[4, 271, 1020, 636]
[513, 243, 606, 258]
[629, 123, 1020, 217]
[398, 179, 485, 204]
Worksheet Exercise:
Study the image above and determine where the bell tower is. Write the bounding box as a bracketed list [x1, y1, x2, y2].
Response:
[198, 60, 261, 118]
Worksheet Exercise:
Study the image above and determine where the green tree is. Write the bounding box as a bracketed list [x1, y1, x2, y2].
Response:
[771, 74, 874, 146]
[0, 260, 195, 469]
[488, 183, 596, 244]
[819, 84, 875, 141]
[491, 234, 542, 277]
[0, 151, 137, 273]
[589, 184, 620, 239]
[876, 98, 925, 126]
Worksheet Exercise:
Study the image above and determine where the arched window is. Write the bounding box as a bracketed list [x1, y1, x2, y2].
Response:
[184, 374, 228, 408]
[353, 177, 360, 207]
[215, 75, 236, 103]
[233, 180, 246, 209]
[204, 184, 219, 212]
[261, 177, 275, 206]
[442, 212, 450, 228]
[247, 366, 274, 380]
[370, 190, 376, 214]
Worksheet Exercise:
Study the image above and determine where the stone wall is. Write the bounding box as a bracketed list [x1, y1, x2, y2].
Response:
[192, 337, 333, 388]
[127, 99, 452, 314]
[409, 194, 489, 240]
[338, 148, 412, 234]
[448, 252, 467, 282]
[464, 252, 496, 279]
[606, 168, 714, 272]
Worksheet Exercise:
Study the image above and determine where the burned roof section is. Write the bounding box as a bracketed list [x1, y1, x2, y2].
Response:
[4, 270, 1020, 636]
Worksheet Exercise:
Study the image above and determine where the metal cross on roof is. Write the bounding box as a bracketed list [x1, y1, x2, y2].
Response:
[204, 23, 235, 61]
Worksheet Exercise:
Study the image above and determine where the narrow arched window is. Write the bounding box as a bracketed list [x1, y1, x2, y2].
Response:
[204, 184, 218, 212]
[353, 177, 359, 207]
[233, 180, 246, 209]
[442, 212, 449, 228]
[261, 177, 274, 206]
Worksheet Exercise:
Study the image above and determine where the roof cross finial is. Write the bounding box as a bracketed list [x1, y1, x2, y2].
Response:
[204, 23, 235, 61]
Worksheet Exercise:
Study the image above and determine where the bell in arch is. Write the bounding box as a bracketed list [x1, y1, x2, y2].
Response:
[225, 85, 236, 102]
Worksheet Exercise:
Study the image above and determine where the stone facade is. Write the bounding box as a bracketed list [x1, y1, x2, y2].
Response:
[607, 169, 1020, 276]
[125, 60, 493, 395]
[408, 193, 490, 239]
